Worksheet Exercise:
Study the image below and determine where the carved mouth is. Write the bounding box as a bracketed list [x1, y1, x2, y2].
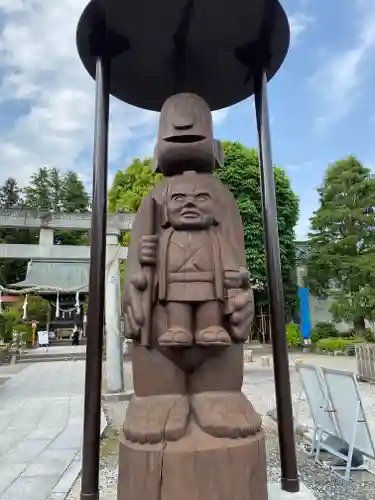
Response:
[164, 134, 205, 144]
[181, 210, 199, 218]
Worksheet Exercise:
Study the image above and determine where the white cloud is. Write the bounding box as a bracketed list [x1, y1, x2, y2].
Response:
[311, 2, 375, 129]
[0, 1, 228, 187]
[288, 13, 313, 44]
[212, 108, 229, 125]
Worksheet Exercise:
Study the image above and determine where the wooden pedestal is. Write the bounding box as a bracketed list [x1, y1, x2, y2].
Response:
[118, 422, 268, 500]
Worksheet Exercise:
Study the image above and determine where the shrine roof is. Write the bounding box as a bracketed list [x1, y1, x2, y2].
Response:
[10, 259, 89, 294]
[295, 241, 309, 264]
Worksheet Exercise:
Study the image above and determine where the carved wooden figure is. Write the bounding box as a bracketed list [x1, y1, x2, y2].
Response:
[118, 93, 268, 500]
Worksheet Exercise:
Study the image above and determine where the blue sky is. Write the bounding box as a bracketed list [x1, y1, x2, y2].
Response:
[0, 1, 374, 240]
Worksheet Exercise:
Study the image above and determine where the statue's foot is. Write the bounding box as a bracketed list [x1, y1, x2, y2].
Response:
[123, 394, 190, 444]
[195, 326, 232, 345]
[191, 391, 262, 438]
[158, 327, 193, 346]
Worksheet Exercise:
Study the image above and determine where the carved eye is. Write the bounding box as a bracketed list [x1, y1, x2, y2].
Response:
[171, 194, 185, 202]
[196, 193, 210, 202]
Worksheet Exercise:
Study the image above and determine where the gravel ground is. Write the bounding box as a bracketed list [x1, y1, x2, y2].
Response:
[67, 354, 375, 499]
[68, 415, 375, 500]
[266, 431, 375, 500]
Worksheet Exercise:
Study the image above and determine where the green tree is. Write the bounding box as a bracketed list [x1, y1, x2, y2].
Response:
[23, 167, 90, 245]
[0, 178, 30, 285]
[57, 171, 90, 245]
[0, 296, 49, 343]
[49, 167, 63, 212]
[61, 171, 90, 212]
[24, 167, 52, 210]
[108, 158, 163, 254]
[0, 168, 90, 287]
[0, 178, 22, 209]
[305, 156, 375, 335]
[108, 158, 163, 213]
[215, 142, 299, 311]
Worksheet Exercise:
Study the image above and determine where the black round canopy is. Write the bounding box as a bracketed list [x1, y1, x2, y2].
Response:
[76, 0, 290, 112]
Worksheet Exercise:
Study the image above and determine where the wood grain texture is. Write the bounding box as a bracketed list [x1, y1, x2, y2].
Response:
[118, 422, 268, 500]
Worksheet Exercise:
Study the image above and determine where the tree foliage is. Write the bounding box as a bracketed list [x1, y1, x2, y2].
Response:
[108, 158, 162, 254]
[24, 167, 52, 210]
[61, 171, 90, 212]
[0, 178, 22, 209]
[0, 168, 90, 286]
[24, 167, 90, 246]
[108, 158, 163, 213]
[305, 156, 375, 334]
[54, 171, 91, 245]
[215, 142, 299, 310]
[0, 178, 30, 284]
[0, 296, 49, 343]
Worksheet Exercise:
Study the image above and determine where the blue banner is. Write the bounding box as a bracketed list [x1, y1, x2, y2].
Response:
[298, 287, 311, 339]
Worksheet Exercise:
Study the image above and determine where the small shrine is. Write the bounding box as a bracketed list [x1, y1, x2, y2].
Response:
[10, 259, 89, 332]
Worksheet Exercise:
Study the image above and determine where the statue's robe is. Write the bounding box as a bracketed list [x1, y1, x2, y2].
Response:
[157, 228, 239, 303]
[123, 173, 251, 343]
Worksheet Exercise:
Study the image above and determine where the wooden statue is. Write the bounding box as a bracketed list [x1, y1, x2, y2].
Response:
[118, 93, 268, 500]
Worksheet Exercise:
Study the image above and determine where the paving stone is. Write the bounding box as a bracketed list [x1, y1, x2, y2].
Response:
[0, 415, 13, 432]
[52, 458, 81, 495]
[5, 439, 51, 463]
[0, 463, 28, 496]
[0, 430, 25, 457]
[0, 359, 109, 500]
[0, 360, 93, 500]
[48, 430, 83, 451]
[21, 448, 78, 477]
[0, 475, 60, 500]
[27, 425, 67, 440]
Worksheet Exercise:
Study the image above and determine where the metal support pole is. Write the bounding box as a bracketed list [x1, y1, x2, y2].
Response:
[254, 70, 299, 493]
[80, 56, 110, 500]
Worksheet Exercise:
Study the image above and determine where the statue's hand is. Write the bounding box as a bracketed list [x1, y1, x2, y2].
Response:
[124, 274, 147, 339]
[224, 270, 243, 289]
[138, 235, 158, 266]
[224, 267, 250, 290]
[227, 292, 255, 342]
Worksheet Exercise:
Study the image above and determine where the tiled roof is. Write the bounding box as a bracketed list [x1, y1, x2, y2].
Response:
[11, 260, 89, 293]
[295, 241, 309, 263]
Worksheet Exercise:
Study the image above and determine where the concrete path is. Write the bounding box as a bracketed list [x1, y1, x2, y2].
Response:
[0, 360, 106, 500]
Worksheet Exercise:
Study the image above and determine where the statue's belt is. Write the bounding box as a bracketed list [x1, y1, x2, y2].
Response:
[167, 272, 214, 282]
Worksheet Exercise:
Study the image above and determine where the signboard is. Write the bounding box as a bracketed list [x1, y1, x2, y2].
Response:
[37, 330, 49, 347]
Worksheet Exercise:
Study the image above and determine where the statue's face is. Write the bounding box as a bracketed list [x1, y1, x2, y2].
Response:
[166, 181, 215, 230]
[155, 93, 215, 176]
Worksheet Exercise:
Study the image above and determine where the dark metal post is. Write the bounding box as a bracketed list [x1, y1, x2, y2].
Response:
[80, 56, 110, 500]
[254, 70, 299, 493]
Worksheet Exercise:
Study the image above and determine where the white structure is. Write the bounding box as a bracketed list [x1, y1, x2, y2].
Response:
[296, 363, 375, 482]
[0, 209, 131, 394]
[105, 229, 124, 393]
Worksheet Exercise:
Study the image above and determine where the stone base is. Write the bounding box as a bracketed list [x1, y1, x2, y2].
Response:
[267, 483, 316, 500]
[118, 422, 267, 500]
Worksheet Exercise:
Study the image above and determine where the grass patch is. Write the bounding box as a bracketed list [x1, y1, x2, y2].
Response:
[100, 425, 120, 458]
